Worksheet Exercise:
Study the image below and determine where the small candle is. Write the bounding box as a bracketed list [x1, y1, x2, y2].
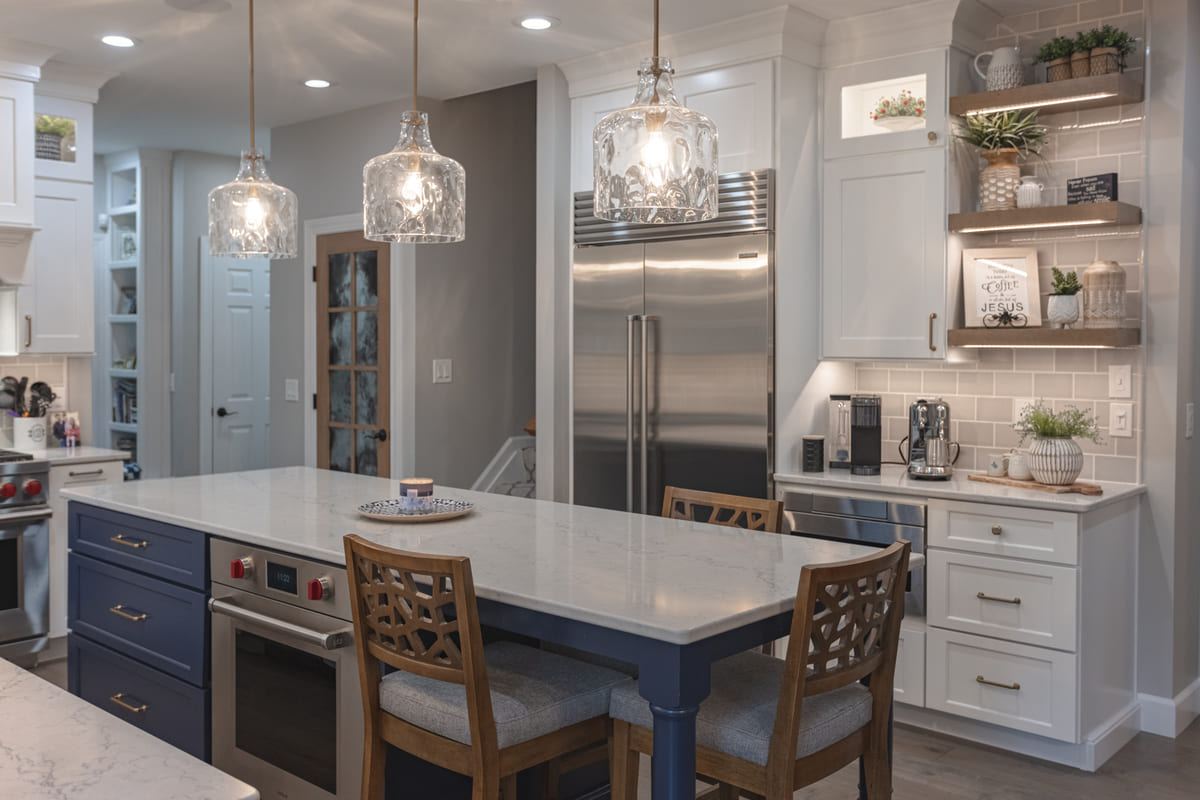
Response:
[399, 478, 434, 511]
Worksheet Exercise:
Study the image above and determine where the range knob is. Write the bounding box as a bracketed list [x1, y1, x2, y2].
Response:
[230, 557, 254, 580]
[23, 480, 42, 497]
[0, 483, 16, 500]
[308, 577, 333, 601]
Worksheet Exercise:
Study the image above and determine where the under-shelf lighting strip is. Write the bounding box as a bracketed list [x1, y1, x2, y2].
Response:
[962, 92, 1119, 116]
[958, 219, 1112, 234]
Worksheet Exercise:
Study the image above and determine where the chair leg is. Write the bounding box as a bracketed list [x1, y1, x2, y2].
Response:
[862, 728, 892, 799]
[717, 782, 740, 800]
[361, 732, 387, 800]
[610, 720, 640, 800]
[541, 759, 561, 800]
[500, 774, 519, 800]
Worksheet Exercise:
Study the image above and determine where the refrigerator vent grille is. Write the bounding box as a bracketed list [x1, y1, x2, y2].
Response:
[574, 170, 773, 245]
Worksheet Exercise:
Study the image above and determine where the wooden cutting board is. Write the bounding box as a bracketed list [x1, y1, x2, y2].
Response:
[968, 473, 1103, 496]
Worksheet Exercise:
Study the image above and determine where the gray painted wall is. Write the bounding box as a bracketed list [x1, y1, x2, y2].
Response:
[268, 83, 536, 488]
[170, 151, 238, 477]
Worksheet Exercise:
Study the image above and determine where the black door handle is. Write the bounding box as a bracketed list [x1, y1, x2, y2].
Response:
[216, 407, 238, 417]
[369, 429, 388, 442]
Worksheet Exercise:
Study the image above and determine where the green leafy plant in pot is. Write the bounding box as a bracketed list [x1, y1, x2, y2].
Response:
[35, 114, 74, 162]
[1089, 24, 1135, 76]
[1047, 267, 1082, 329]
[1015, 402, 1102, 485]
[1071, 30, 1099, 78]
[1034, 36, 1075, 82]
[956, 110, 1048, 211]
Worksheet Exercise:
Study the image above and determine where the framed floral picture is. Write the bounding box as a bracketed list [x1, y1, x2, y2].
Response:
[962, 247, 1041, 328]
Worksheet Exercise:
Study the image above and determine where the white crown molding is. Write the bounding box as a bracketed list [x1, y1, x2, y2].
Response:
[0, 37, 59, 82]
[822, 0, 998, 68]
[559, 6, 827, 98]
[36, 61, 119, 103]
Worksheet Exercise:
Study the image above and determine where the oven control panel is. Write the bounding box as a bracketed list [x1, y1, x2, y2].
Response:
[211, 538, 352, 622]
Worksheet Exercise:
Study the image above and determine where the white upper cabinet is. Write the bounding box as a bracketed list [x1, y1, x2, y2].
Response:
[19, 178, 94, 354]
[571, 60, 775, 193]
[33, 95, 93, 183]
[0, 76, 36, 227]
[822, 148, 946, 359]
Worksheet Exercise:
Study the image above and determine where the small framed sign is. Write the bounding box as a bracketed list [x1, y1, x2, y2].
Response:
[962, 247, 1042, 328]
[1067, 173, 1118, 204]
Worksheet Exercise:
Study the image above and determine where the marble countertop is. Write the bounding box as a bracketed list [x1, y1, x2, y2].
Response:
[0, 658, 257, 800]
[774, 465, 1144, 512]
[16, 446, 130, 465]
[63, 467, 877, 645]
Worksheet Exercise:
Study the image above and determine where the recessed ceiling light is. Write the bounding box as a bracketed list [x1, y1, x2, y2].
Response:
[518, 15, 557, 31]
[304, 79, 332, 89]
[101, 34, 137, 48]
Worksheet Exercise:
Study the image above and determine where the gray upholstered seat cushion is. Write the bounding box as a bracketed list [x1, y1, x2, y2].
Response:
[379, 641, 632, 749]
[609, 651, 872, 766]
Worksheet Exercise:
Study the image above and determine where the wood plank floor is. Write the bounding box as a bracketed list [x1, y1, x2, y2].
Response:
[636, 720, 1200, 799]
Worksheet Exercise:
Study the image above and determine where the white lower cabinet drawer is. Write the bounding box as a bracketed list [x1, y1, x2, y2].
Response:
[895, 622, 925, 707]
[928, 500, 1078, 565]
[926, 628, 1077, 742]
[927, 549, 1078, 650]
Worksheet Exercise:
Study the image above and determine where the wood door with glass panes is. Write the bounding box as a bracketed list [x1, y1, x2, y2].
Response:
[316, 231, 390, 476]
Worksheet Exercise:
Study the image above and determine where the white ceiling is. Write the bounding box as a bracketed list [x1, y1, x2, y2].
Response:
[1, 0, 1019, 155]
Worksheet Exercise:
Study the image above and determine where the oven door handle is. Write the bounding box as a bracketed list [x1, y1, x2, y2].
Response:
[208, 597, 354, 651]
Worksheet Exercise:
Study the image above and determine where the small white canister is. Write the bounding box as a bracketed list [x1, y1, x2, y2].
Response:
[1016, 176, 1044, 208]
[12, 416, 47, 451]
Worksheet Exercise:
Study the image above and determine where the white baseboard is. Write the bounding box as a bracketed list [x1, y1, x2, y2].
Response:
[1139, 676, 1200, 738]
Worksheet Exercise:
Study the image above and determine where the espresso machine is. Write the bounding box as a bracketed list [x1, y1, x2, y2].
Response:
[906, 398, 959, 480]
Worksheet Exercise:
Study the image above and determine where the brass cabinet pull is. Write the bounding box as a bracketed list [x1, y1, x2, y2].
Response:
[977, 591, 1021, 605]
[110, 534, 148, 549]
[109, 693, 148, 714]
[977, 675, 1020, 691]
[991, 525, 1003, 536]
[70, 468, 105, 478]
[109, 604, 148, 622]
[24, 315, 31, 348]
[928, 312, 938, 352]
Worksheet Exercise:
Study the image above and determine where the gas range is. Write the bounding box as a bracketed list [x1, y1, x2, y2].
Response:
[0, 449, 51, 660]
[0, 450, 49, 510]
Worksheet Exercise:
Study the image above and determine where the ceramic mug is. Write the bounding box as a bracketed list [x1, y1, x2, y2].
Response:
[1007, 451, 1033, 481]
[986, 452, 1008, 477]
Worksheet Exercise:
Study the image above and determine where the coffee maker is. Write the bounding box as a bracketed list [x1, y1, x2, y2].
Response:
[906, 398, 959, 480]
[850, 395, 882, 476]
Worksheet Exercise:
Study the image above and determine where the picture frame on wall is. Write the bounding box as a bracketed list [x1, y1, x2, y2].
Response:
[962, 247, 1042, 328]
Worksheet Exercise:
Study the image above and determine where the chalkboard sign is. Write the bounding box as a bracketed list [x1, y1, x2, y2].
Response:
[962, 247, 1042, 328]
[1068, 173, 1118, 204]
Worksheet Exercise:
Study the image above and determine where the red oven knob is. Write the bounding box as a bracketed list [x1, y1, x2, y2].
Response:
[308, 577, 333, 601]
[0, 483, 15, 499]
[24, 480, 42, 497]
[230, 557, 254, 579]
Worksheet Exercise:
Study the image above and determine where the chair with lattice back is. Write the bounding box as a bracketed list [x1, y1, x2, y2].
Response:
[609, 540, 910, 800]
[343, 534, 632, 800]
[661, 486, 783, 533]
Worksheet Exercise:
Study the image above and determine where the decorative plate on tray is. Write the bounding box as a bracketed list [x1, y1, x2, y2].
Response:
[357, 498, 475, 523]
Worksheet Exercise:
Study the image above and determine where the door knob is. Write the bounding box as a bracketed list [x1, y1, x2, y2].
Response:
[369, 429, 388, 442]
[216, 407, 238, 417]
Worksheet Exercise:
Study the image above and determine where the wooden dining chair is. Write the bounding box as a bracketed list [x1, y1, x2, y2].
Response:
[343, 534, 632, 800]
[661, 487, 784, 533]
[609, 541, 910, 800]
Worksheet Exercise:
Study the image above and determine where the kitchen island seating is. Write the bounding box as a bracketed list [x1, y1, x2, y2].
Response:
[609, 541, 910, 800]
[343, 534, 631, 800]
[661, 486, 784, 533]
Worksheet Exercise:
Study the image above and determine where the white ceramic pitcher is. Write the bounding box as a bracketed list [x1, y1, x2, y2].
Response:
[975, 46, 1024, 91]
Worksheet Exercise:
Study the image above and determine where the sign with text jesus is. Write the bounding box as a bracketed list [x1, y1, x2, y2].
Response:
[962, 247, 1041, 328]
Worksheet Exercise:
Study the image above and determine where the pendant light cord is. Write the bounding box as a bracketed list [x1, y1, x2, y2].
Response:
[412, 0, 419, 114]
[249, 0, 256, 152]
[653, 0, 659, 60]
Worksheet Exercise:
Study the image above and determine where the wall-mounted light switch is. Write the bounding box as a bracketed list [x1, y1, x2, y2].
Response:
[433, 359, 453, 384]
[1108, 365, 1132, 399]
[1187, 403, 1195, 440]
[1110, 403, 1133, 438]
[285, 379, 299, 402]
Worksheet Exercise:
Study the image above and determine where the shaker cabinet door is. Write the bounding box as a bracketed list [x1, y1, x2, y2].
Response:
[821, 149, 946, 360]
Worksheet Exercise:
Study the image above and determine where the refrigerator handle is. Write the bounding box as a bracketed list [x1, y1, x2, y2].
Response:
[640, 314, 651, 515]
[626, 314, 637, 513]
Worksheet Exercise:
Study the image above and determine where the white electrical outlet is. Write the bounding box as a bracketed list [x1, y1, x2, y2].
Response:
[433, 359, 453, 384]
[284, 379, 299, 402]
[1110, 403, 1133, 438]
[1187, 402, 1195, 440]
[1014, 398, 1037, 419]
[1108, 365, 1132, 399]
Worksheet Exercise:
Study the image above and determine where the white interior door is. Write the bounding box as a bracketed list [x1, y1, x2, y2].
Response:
[201, 239, 270, 473]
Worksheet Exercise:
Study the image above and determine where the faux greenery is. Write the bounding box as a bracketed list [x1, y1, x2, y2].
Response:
[1093, 24, 1136, 58]
[1051, 267, 1081, 296]
[1034, 36, 1075, 64]
[955, 110, 1048, 157]
[1073, 29, 1100, 52]
[870, 89, 925, 120]
[1015, 402, 1103, 444]
[35, 114, 74, 138]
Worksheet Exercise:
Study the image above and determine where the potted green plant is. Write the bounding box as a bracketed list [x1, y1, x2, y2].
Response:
[1090, 24, 1135, 75]
[956, 110, 1048, 211]
[1015, 402, 1102, 485]
[1034, 36, 1075, 82]
[35, 114, 74, 162]
[1047, 267, 1082, 329]
[1071, 30, 1098, 78]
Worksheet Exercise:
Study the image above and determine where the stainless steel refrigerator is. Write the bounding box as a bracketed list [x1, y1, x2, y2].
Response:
[572, 171, 774, 515]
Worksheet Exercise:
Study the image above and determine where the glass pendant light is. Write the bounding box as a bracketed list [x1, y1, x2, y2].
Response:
[208, 0, 298, 258]
[593, 0, 719, 224]
[363, 0, 465, 243]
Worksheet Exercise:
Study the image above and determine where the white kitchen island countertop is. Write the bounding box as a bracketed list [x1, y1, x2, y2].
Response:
[63, 467, 876, 645]
[0, 657, 257, 800]
[17, 445, 131, 465]
[775, 464, 1144, 512]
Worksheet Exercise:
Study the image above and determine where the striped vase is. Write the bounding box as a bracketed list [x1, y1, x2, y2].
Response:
[1029, 436, 1084, 486]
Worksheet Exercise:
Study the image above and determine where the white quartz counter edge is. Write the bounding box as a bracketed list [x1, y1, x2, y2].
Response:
[18, 446, 130, 465]
[0, 658, 258, 800]
[775, 466, 1144, 512]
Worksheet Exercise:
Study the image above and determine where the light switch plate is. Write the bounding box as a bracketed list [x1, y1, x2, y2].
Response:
[1110, 402, 1133, 438]
[1108, 365, 1132, 399]
[284, 378, 299, 402]
[433, 359, 453, 384]
[1187, 403, 1195, 440]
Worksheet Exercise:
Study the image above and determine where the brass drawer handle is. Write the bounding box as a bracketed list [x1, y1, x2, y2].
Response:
[991, 525, 1003, 536]
[70, 468, 105, 478]
[110, 534, 148, 549]
[929, 312, 938, 352]
[109, 693, 148, 714]
[976, 675, 1020, 691]
[977, 591, 1021, 605]
[109, 604, 148, 622]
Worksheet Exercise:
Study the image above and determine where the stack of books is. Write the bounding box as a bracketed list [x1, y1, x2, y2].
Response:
[113, 379, 138, 424]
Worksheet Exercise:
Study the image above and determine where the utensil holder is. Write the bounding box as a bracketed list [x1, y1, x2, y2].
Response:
[13, 417, 46, 451]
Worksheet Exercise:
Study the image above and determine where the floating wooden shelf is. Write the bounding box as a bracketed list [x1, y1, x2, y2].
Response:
[949, 201, 1141, 233]
[950, 73, 1143, 116]
[110, 422, 139, 433]
[948, 327, 1140, 349]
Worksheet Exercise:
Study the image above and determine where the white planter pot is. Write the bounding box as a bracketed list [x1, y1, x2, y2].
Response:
[1029, 436, 1084, 486]
[1047, 294, 1080, 329]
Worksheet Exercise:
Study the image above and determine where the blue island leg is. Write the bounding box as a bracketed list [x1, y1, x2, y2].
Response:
[638, 642, 711, 800]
